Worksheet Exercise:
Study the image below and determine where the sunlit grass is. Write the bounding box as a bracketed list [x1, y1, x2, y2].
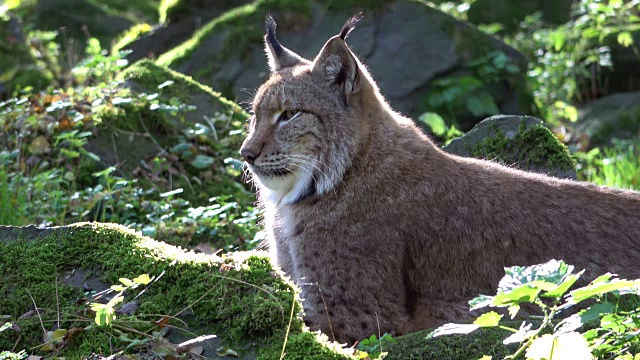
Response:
[577, 142, 640, 191]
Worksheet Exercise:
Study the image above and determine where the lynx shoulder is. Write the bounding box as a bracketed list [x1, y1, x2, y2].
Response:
[240, 15, 640, 344]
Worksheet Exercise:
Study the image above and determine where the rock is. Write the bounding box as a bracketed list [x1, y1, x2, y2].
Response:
[0, 13, 51, 98]
[84, 60, 245, 174]
[443, 115, 577, 179]
[604, 32, 640, 95]
[466, 0, 572, 33]
[573, 91, 640, 148]
[159, 0, 247, 24]
[155, 0, 532, 129]
[124, 0, 247, 63]
[0, 222, 346, 359]
[33, 0, 133, 47]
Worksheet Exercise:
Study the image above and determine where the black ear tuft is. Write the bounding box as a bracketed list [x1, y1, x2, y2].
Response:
[265, 14, 283, 56]
[339, 13, 363, 40]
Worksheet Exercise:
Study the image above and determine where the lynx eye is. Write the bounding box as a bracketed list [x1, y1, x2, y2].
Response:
[278, 109, 301, 123]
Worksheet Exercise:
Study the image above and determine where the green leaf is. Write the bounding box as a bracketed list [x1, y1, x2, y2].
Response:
[508, 305, 520, 319]
[617, 31, 634, 47]
[60, 148, 80, 159]
[95, 307, 114, 326]
[542, 272, 583, 298]
[526, 332, 592, 360]
[564, 105, 578, 122]
[119, 278, 134, 287]
[216, 346, 238, 357]
[418, 112, 447, 136]
[428, 323, 480, 338]
[503, 322, 534, 344]
[473, 311, 502, 327]
[493, 284, 541, 307]
[465, 93, 500, 117]
[498, 260, 573, 292]
[549, 30, 566, 51]
[133, 274, 151, 285]
[3, 0, 21, 10]
[110, 285, 126, 292]
[582, 28, 600, 39]
[556, 302, 615, 334]
[609, 0, 622, 7]
[160, 188, 184, 198]
[568, 279, 640, 303]
[469, 294, 494, 310]
[190, 155, 215, 170]
[92, 166, 116, 178]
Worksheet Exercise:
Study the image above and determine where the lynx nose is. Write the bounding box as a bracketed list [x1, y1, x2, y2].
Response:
[240, 148, 258, 165]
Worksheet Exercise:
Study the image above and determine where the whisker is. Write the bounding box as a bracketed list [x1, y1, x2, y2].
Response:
[285, 155, 334, 181]
[287, 162, 320, 186]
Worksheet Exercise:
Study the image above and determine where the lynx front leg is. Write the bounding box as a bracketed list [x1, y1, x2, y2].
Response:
[295, 261, 410, 344]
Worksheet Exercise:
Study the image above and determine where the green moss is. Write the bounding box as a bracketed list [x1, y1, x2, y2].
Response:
[87, 0, 160, 24]
[0, 222, 351, 358]
[111, 23, 153, 55]
[259, 331, 352, 360]
[159, 0, 182, 23]
[469, 122, 576, 171]
[120, 59, 245, 115]
[156, 0, 312, 74]
[386, 328, 514, 359]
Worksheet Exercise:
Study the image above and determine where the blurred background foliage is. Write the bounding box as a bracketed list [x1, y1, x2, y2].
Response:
[0, 0, 639, 253]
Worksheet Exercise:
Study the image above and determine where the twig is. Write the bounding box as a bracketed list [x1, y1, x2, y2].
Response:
[137, 115, 165, 153]
[280, 297, 297, 360]
[317, 284, 336, 342]
[55, 276, 60, 329]
[26, 289, 47, 338]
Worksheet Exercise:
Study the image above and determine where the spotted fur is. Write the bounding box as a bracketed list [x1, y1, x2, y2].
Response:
[240, 16, 640, 344]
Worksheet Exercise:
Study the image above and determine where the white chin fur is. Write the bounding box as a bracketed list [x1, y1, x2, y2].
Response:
[253, 168, 314, 205]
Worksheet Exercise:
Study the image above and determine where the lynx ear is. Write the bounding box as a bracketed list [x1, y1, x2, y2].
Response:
[264, 15, 303, 72]
[312, 15, 362, 104]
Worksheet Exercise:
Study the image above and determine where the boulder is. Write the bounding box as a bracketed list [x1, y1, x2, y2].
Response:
[466, 0, 572, 33]
[604, 32, 640, 95]
[123, 0, 247, 63]
[84, 60, 246, 175]
[572, 91, 640, 148]
[33, 0, 134, 47]
[443, 115, 577, 179]
[155, 0, 532, 130]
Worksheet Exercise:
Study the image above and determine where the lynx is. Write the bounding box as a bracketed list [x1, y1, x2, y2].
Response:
[240, 15, 640, 344]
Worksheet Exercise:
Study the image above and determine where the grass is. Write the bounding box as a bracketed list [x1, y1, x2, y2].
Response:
[577, 143, 640, 191]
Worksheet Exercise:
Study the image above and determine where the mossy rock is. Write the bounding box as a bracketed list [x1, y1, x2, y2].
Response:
[154, 0, 530, 125]
[386, 328, 513, 359]
[0, 222, 353, 359]
[574, 92, 640, 148]
[84, 60, 246, 176]
[443, 115, 577, 179]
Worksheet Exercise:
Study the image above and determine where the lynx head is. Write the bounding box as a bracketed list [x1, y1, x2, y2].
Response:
[241, 14, 379, 204]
